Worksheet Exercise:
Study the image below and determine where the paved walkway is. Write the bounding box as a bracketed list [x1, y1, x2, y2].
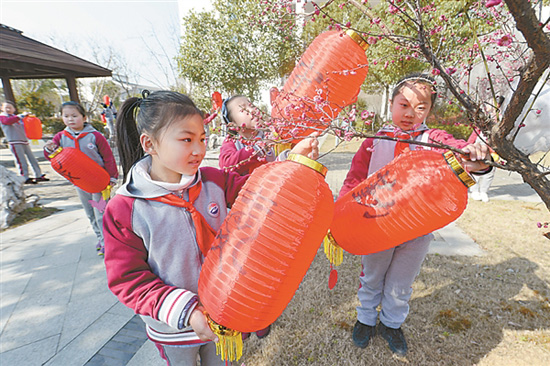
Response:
[0, 141, 543, 366]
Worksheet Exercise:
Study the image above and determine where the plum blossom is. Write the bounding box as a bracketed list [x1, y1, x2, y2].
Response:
[497, 34, 513, 47]
[485, 0, 502, 8]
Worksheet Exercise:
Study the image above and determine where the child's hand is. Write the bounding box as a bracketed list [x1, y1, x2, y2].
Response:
[188, 306, 218, 342]
[44, 141, 59, 153]
[461, 142, 490, 172]
[290, 133, 320, 160]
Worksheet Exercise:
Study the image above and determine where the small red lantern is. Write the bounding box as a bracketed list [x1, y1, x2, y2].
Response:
[211, 91, 223, 111]
[198, 154, 334, 361]
[271, 29, 369, 142]
[23, 115, 42, 141]
[325, 150, 475, 264]
[103, 95, 110, 106]
[49, 147, 110, 193]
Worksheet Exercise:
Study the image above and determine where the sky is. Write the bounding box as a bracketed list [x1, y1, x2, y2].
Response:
[0, 0, 212, 88]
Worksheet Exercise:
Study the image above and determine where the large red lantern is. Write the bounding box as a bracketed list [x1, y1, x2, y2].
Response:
[23, 115, 42, 142]
[198, 154, 334, 361]
[271, 29, 369, 142]
[324, 150, 475, 265]
[48, 147, 110, 193]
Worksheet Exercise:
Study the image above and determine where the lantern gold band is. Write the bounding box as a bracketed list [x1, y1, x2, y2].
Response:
[443, 151, 475, 188]
[345, 29, 369, 51]
[48, 147, 63, 159]
[287, 153, 328, 177]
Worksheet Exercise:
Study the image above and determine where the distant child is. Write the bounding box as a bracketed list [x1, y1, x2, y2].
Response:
[0, 101, 49, 184]
[219, 95, 278, 175]
[103, 90, 318, 366]
[340, 74, 491, 356]
[44, 101, 118, 255]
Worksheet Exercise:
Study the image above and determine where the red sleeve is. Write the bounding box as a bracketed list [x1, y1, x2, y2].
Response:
[219, 138, 265, 175]
[103, 195, 176, 319]
[427, 129, 470, 152]
[339, 138, 374, 198]
[0, 114, 20, 125]
[93, 131, 119, 179]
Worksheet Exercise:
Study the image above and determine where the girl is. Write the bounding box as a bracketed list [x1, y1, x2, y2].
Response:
[341, 74, 491, 357]
[0, 101, 48, 184]
[44, 101, 118, 255]
[103, 90, 318, 366]
[219, 95, 278, 176]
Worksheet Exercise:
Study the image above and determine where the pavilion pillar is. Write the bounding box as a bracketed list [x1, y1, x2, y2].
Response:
[66, 76, 80, 103]
[1, 77, 16, 103]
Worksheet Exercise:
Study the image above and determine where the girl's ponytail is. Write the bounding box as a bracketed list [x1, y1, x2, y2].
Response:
[116, 97, 143, 180]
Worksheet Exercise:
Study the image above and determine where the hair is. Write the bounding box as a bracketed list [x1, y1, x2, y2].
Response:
[116, 90, 203, 180]
[61, 101, 87, 116]
[2, 100, 18, 114]
[391, 73, 437, 108]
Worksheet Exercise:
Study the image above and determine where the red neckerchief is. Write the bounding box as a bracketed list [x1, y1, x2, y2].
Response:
[63, 130, 89, 150]
[147, 182, 216, 257]
[379, 128, 424, 157]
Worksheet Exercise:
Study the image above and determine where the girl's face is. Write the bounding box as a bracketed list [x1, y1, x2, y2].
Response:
[2, 103, 15, 114]
[62, 106, 86, 132]
[390, 82, 433, 131]
[145, 114, 206, 183]
[227, 96, 260, 137]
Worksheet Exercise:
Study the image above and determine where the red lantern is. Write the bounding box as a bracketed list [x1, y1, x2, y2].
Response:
[23, 115, 42, 141]
[49, 147, 110, 193]
[325, 150, 475, 263]
[103, 95, 110, 106]
[211, 91, 223, 111]
[198, 154, 334, 361]
[271, 29, 369, 142]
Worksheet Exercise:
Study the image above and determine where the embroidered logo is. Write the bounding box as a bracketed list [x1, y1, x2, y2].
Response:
[207, 202, 220, 218]
[87, 143, 96, 150]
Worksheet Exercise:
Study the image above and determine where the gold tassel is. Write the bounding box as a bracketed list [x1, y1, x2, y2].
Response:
[101, 185, 112, 201]
[206, 315, 243, 362]
[323, 231, 343, 266]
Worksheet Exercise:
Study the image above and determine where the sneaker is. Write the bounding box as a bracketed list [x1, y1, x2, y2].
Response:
[241, 332, 251, 341]
[97, 246, 105, 256]
[255, 325, 271, 339]
[352, 320, 376, 349]
[35, 174, 50, 182]
[480, 192, 489, 202]
[471, 191, 482, 201]
[378, 323, 407, 356]
[95, 241, 103, 251]
[24, 178, 37, 184]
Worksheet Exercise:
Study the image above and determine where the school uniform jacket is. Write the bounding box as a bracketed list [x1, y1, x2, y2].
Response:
[339, 125, 470, 198]
[45, 124, 118, 180]
[0, 113, 28, 144]
[103, 156, 248, 346]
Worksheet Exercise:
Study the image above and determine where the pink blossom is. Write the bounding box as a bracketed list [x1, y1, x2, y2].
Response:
[485, 0, 502, 8]
[388, 5, 398, 14]
[497, 34, 513, 47]
[536, 109, 541, 115]
[367, 36, 378, 45]
[446, 67, 457, 75]
[431, 68, 441, 76]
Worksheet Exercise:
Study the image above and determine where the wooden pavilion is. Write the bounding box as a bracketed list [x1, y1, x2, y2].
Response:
[0, 24, 112, 103]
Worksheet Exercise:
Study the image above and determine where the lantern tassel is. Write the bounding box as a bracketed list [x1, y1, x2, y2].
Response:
[323, 231, 343, 266]
[206, 315, 243, 362]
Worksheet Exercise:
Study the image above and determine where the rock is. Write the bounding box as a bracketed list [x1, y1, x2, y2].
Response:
[0, 165, 39, 229]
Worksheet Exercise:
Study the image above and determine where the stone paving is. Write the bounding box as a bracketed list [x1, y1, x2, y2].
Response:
[0, 140, 542, 366]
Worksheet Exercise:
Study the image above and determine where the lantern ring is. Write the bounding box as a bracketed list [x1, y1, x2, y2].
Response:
[443, 151, 476, 188]
[48, 147, 63, 159]
[287, 153, 328, 177]
[345, 29, 369, 51]
[206, 315, 241, 337]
